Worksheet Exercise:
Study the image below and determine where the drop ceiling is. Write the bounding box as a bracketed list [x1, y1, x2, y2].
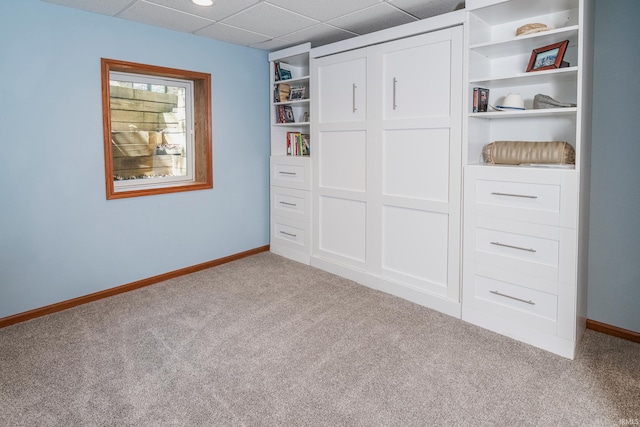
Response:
[41, 0, 465, 51]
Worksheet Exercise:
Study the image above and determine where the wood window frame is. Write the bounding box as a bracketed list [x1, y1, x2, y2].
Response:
[101, 58, 213, 199]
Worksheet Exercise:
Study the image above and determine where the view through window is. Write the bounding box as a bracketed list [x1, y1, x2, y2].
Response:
[109, 72, 193, 186]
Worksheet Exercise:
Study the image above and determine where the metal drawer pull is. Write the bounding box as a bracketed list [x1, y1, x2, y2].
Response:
[279, 171, 296, 176]
[392, 77, 398, 110]
[490, 241, 536, 253]
[279, 201, 297, 207]
[280, 231, 297, 238]
[490, 290, 535, 305]
[490, 192, 537, 199]
[352, 83, 357, 113]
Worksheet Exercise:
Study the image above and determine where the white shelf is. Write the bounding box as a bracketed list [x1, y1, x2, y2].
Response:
[469, 26, 579, 58]
[467, 0, 579, 24]
[273, 99, 310, 106]
[470, 66, 577, 88]
[466, 162, 576, 170]
[470, 107, 577, 119]
[273, 122, 310, 127]
[275, 76, 309, 85]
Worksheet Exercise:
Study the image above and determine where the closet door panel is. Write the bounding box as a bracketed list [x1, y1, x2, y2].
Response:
[317, 196, 366, 265]
[315, 55, 367, 124]
[382, 128, 450, 202]
[372, 27, 463, 302]
[380, 34, 452, 120]
[312, 47, 370, 269]
[317, 130, 366, 193]
[381, 206, 449, 295]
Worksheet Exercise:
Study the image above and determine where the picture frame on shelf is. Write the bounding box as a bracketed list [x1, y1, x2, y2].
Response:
[290, 86, 306, 100]
[526, 40, 569, 72]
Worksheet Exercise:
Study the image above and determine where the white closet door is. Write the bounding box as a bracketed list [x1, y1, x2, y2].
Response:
[314, 50, 367, 124]
[312, 48, 370, 269]
[370, 27, 463, 299]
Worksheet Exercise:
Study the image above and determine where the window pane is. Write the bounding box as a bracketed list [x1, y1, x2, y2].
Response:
[109, 79, 189, 182]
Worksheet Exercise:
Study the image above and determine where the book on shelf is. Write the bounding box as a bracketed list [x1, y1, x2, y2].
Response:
[286, 132, 310, 156]
[289, 86, 306, 100]
[276, 105, 286, 123]
[276, 105, 295, 123]
[276, 62, 292, 80]
[473, 87, 489, 112]
[301, 133, 310, 156]
[274, 62, 280, 82]
[283, 105, 295, 123]
[276, 83, 290, 102]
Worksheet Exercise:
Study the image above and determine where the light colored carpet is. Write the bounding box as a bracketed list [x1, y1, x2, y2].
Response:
[1, 252, 639, 426]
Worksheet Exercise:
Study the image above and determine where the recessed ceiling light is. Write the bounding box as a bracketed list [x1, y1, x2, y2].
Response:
[192, 0, 213, 6]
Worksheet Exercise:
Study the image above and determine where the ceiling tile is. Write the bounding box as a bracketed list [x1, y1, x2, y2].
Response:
[118, 1, 214, 33]
[144, 0, 261, 21]
[194, 23, 271, 46]
[221, 3, 318, 38]
[249, 38, 299, 51]
[282, 24, 357, 48]
[328, 3, 417, 35]
[41, 0, 134, 16]
[389, 0, 464, 19]
[266, 0, 382, 22]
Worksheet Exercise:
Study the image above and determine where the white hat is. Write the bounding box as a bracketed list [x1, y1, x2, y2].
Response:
[499, 93, 525, 110]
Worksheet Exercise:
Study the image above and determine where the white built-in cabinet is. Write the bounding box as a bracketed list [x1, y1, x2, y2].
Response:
[268, 0, 592, 359]
[462, 0, 593, 358]
[268, 43, 312, 264]
[310, 26, 464, 317]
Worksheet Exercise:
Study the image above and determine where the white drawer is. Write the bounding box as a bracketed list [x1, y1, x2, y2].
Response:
[270, 156, 311, 190]
[271, 217, 308, 250]
[466, 271, 558, 335]
[464, 215, 577, 285]
[271, 186, 310, 221]
[465, 165, 577, 227]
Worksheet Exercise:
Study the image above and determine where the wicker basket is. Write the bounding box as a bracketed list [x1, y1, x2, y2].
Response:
[482, 140, 575, 165]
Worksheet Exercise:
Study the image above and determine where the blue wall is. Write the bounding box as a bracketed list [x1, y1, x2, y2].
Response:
[0, 0, 270, 318]
[588, 0, 640, 332]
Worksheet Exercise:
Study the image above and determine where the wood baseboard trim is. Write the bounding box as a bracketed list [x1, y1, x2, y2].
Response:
[586, 319, 640, 343]
[0, 245, 270, 329]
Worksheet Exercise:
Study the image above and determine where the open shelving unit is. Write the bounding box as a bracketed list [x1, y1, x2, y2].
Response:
[462, 0, 594, 359]
[268, 43, 312, 264]
[270, 45, 311, 157]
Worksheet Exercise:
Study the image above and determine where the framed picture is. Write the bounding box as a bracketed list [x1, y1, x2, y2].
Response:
[526, 40, 569, 72]
[289, 86, 306, 100]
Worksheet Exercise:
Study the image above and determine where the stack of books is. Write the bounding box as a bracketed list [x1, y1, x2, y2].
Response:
[274, 83, 290, 102]
[286, 132, 310, 156]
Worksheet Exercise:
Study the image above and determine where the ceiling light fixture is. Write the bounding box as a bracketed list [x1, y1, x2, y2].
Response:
[192, 0, 213, 6]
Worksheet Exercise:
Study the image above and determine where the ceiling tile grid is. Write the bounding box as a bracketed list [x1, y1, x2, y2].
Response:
[40, 0, 466, 51]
